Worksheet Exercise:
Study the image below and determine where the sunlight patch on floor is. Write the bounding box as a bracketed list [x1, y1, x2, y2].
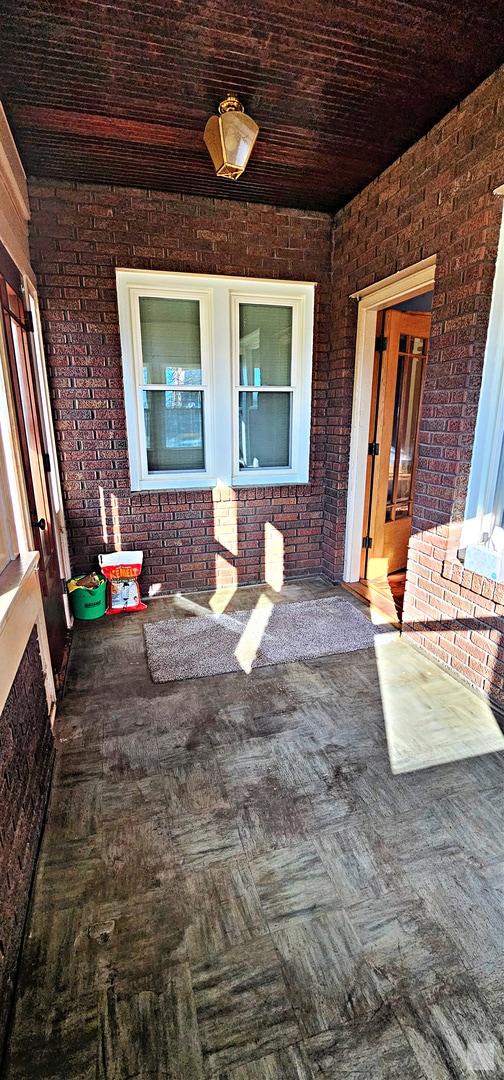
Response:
[374, 630, 504, 774]
[234, 594, 274, 674]
[209, 583, 238, 615]
[368, 600, 396, 626]
[173, 593, 214, 617]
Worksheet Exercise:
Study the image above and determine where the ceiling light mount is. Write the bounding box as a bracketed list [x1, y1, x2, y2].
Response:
[204, 94, 259, 180]
[218, 94, 244, 114]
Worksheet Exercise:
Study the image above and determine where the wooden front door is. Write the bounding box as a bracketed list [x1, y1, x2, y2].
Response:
[362, 308, 430, 581]
[0, 255, 68, 676]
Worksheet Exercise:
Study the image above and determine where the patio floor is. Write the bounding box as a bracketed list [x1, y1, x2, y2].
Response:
[3, 578, 504, 1079]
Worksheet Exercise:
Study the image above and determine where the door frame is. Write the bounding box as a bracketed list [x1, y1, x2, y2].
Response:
[24, 276, 72, 615]
[343, 255, 437, 582]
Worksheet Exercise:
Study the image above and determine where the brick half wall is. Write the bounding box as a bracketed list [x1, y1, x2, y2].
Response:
[0, 628, 54, 1063]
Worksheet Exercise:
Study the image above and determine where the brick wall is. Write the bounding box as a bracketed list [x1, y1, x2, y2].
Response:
[28, 187, 332, 594]
[27, 64, 504, 703]
[327, 64, 504, 707]
[0, 629, 54, 1060]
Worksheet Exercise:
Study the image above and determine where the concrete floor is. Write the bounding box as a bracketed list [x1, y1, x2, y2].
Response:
[4, 578, 504, 1079]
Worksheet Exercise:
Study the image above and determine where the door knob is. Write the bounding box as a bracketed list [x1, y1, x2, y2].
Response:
[32, 517, 46, 530]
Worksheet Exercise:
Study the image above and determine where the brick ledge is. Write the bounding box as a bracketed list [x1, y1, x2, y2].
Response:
[442, 559, 504, 604]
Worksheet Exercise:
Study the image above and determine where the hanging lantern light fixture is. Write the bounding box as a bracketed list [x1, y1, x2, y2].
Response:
[204, 95, 259, 180]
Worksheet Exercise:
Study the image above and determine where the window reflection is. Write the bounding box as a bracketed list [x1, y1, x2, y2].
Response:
[139, 297, 205, 472]
[239, 304, 292, 386]
[386, 335, 426, 522]
[139, 297, 202, 385]
[239, 392, 291, 469]
[143, 389, 204, 472]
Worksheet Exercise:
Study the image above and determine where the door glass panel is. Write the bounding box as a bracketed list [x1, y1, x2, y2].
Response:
[10, 317, 51, 563]
[6, 283, 24, 322]
[139, 297, 202, 385]
[386, 343, 425, 522]
[239, 391, 291, 468]
[144, 389, 204, 472]
[386, 357, 404, 518]
[396, 355, 424, 505]
[239, 304, 292, 386]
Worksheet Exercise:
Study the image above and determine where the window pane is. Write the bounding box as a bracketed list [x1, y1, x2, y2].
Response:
[139, 297, 202, 385]
[239, 304, 292, 386]
[144, 389, 204, 472]
[239, 392, 291, 469]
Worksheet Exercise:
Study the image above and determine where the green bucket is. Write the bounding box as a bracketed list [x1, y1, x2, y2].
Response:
[68, 575, 107, 620]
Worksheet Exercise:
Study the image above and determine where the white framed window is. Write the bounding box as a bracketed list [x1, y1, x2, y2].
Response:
[116, 270, 315, 491]
[461, 199, 504, 552]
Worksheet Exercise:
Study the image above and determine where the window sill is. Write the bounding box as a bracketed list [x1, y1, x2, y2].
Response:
[442, 558, 504, 604]
[133, 473, 311, 492]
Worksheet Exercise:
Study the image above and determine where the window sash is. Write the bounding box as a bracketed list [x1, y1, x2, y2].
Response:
[238, 390, 293, 471]
[142, 388, 206, 473]
[238, 302, 293, 387]
[129, 285, 214, 487]
[230, 292, 306, 483]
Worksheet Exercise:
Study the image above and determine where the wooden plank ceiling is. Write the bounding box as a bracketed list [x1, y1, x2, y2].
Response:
[1, 0, 504, 212]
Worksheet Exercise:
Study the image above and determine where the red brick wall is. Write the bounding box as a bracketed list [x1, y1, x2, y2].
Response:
[28, 186, 331, 594]
[328, 65, 504, 707]
[0, 629, 54, 1062]
[27, 64, 504, 703]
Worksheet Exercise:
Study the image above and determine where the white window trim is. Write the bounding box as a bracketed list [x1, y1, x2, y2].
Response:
[461, 197, 504, 550]
[116, 270, 315, 491]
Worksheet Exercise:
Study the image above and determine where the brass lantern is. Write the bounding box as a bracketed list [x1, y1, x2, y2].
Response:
[204, 95, 259, 180]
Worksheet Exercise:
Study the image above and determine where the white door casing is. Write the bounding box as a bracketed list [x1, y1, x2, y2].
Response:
[343, 255, 437, 582]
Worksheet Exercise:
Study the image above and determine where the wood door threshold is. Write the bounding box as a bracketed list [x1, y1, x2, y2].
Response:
[342, 579, 401, 627]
